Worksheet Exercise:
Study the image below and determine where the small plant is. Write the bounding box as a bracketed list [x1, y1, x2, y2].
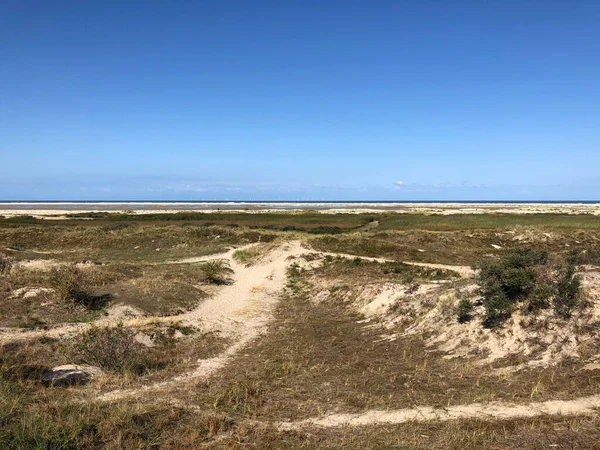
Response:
[0, 255, 12, 275]
[456, 297, 474, 323]
[49, 265, 90, 307]
[8, 242, 27, 251]
[527, 283, 554, 312]
[352, 257, 366, 266]
[169, 322, 196, 336]
[286, 262, 303, 294]
[200, 260, 233, 285]
[75, 324, 141, 372]
[553, 265, 581, 319]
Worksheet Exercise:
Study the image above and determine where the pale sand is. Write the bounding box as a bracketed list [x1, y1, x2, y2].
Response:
[2, 202, 600, 217]
[277, 394, 600, 429]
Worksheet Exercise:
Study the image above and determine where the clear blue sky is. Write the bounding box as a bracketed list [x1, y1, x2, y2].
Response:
[1, 0, 599, 201]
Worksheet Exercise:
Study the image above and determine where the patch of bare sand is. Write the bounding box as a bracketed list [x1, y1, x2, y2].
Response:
[0, 303, 146, 343]
[277, 394, 600, 429]
[325, 267, 600, 371]
[96, 240, 305, 401]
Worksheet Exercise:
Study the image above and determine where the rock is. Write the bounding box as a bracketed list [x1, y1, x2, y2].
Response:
[491, 244, 502, 249]
[42, 364, 104, 387]
[313, 290, 331, 304]
[134, 332, 155, 347]
[172, 330, 185, 339]
[10, 287, 53, 299]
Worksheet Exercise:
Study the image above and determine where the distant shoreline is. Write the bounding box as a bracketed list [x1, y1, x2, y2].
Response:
[1, 200, 600, 205]
[2, 201, 600, 217]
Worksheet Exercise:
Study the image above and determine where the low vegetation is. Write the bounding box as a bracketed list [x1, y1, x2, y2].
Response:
[200, 260, 233, 285]
[456, 296, 474, 323]
[477, 248, 582, 327]
[1, 212, 600, 448]
[75, 325, 144, 372]
[49, 266, 90, 306]
[0, 255, 11, 275]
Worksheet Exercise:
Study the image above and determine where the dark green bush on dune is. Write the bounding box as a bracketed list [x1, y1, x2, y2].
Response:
[477, 248, 582, 328]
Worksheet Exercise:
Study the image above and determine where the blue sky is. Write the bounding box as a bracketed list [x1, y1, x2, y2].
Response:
[1, 0, 599, 201]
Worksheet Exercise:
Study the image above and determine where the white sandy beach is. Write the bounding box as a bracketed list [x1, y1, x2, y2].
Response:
[1, 202, 600, 217]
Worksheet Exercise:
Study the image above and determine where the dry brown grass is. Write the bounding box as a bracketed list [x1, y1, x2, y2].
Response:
[188, 266, 600, 423]
[2, 215, 600, 448]
[208, 415, 600, 449]
[232, 241, 281, 266]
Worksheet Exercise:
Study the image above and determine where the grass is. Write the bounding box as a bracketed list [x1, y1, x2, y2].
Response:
[0, 222, 266, 263]
[319, 254, 460, 282]
[199, 260, 233, 285]
[1, 212, 600, 448]
[378, 213, 600, 230]
[4, 210, 371, 231]
[210, 415, 600, 449]
[1, 323, 228, 386]
[0, 254, 12, 274]
[311, 226, 600, 265]
[232, 241, 279, 266]
[0, 260, 213, 326]
[189, 264, 600, 422]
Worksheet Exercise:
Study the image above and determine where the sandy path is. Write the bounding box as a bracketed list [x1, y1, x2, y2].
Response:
[0, 245, 471, 344]
[0, 244, 261, 344]
[318, 251, 474, 278]
[401, 261, 476, 278]
[277, 394, 600, 429]
[97, 240, 305, 401]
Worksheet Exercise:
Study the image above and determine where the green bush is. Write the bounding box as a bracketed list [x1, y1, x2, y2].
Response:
[477, 248, 582, 327]
[456, 297, 474, 323]
[527, 283, 554, 312]
[200, 260, 233, 285]
[554, 265, 581, 319]
[352, 257, 366, 266]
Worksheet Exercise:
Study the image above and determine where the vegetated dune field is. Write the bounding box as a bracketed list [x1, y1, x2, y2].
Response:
[1, 206, 600, 449]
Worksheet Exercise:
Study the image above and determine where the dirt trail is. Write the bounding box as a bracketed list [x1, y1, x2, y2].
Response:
[278, 394, 600, 429]
[318, 251, 474, 278]
[0, 244, 260, 343]
[164, 243, 256, 265]
[401, 260, 476, 278]
[0, 245, 471, 343]
[97, 240, 305, 401]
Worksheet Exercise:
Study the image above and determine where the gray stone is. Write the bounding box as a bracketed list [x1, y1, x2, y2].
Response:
[42, 364, 104, 387]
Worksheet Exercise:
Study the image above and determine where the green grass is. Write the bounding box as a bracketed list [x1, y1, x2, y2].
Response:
[378, 213, 600, 230]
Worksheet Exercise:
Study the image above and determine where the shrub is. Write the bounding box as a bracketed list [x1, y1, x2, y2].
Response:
[352, 257, 366, 266]
[200, 260, 233, 285]
[0, 255, 12, 275]
[477, 248, 582, 327]
[48, 265, 108, 309]
[456, 297, 474, 323]
[554, 265, 581, 319]
[50, 266, 87, 302]
[101, 222, 133, 232]
[75, 325, 142, 372]
[527, 283, 554, 312]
